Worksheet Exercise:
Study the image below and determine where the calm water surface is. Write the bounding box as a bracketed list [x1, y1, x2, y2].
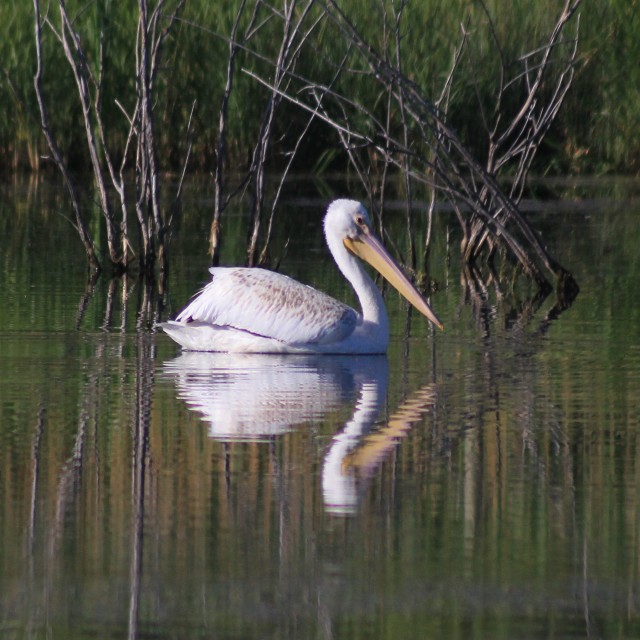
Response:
[1, 177, 640, 639]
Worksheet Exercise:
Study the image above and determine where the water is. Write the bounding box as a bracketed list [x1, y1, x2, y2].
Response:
[1, 176, 640, 638]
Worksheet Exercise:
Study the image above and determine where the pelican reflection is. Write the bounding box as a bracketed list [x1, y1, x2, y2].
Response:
[323, 377, 437, 515]
[162, 353, 435, 514]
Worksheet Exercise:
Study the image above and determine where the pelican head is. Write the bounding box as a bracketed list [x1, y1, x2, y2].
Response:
[324, 199, 443, 330]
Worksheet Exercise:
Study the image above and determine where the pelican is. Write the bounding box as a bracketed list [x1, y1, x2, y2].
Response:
[161, 199, 443, 354]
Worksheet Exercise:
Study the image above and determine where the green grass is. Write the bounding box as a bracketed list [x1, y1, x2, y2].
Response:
[0, 0, 638, 175]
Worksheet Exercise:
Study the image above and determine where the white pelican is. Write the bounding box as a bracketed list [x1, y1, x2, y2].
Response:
[161, 199, 443, 354]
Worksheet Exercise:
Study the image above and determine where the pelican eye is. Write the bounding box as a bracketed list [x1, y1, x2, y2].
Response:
[354, 214, 366, 228]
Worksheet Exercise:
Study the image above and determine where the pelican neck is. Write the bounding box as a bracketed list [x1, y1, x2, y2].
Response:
[331, 240, 388, 328]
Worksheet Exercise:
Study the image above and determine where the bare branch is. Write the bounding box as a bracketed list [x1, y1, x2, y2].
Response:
[244, 0, 580, 297]
[58, 0, 122, 266]
[210, 0, 256, 265]
[32, 0, 101, 274]
[34, 0, 187, 279]
[245, 0, 319, 266]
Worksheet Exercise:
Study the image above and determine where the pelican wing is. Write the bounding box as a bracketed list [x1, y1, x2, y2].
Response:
[175, 268, 358, 345]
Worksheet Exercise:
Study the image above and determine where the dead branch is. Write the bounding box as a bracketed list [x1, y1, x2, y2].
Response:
[56, 0, 123, 267]
[246, 0, 580, 299]
[388, 0, 416, 271]
[245, 0, 318, 266]
[463, 0, 582, 264]
[33, 0, 187, 280]
[33, 0, 101, 274]
[136, 0, 163, 274]
[329, 0, 577, 283]
[135, 0, 187, 275]
[208, 0, 323, 267]
[209, 0, 258, 265]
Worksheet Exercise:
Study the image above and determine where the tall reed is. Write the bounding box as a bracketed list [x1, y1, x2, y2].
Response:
[1, 0, 637, 174]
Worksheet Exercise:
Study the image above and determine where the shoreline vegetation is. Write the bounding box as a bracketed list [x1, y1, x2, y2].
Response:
[0, 0, 621, 324]
[2, 0, 638, 177]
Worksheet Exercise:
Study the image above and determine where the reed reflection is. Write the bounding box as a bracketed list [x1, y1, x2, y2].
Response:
[162, 353, 436, 515]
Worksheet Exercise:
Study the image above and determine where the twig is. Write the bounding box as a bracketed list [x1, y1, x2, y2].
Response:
[58, 0, 123, 267]
[34, 0, 186, 278]
[209, 0, 253, 265]
[245, 0, 317, 266]
[32, 0, 101, 274]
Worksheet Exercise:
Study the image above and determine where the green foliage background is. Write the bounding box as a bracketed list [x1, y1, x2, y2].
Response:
[1, 0, 638, 175]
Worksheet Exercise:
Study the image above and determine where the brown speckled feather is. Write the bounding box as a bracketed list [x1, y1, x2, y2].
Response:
[176, 268, 358, 345]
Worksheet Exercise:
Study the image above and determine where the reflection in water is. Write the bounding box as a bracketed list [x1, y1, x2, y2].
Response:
[162, 353, 436, 515]
[460, 263, 578, 338]
[163, 352, 364, 440]
[325, 383, 437, 515]
[321, 367, 387, 516]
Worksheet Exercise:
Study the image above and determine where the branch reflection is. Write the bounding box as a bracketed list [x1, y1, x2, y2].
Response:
[162, 353, 436, 515]
[460, 264, 579, 337]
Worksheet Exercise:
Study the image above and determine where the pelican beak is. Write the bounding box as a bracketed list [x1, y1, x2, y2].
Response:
[344, 232, 444, 330]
